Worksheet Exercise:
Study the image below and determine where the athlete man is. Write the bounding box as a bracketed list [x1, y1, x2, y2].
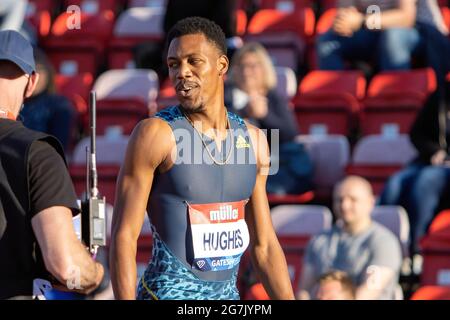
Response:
[110, 17, 294, 300]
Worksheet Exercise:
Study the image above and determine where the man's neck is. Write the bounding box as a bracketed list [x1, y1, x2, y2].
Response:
[183, 98, 228, 140]
[342, 219, 372, 236]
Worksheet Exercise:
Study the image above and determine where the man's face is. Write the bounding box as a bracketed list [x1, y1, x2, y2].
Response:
[167, 33, 228, 113]
[235, 52, 265, 93]
[333, 180, 374, 226]
[0, 61, 30, 110]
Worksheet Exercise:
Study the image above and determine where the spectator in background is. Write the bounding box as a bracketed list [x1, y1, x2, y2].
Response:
[0, 0, 36, 45]
[297, 176, 402, 300]
[317, 0, 419, 71]
[225, 42, 313, 195]
[315, 270, 356, 300]
[379, 88, 450, 260]
[415, 0, 450, 88]
[20, 48, 76, 152]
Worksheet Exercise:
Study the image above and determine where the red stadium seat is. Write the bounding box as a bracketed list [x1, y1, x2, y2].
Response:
[410, 286, 450, 300]
[157, 78, 178, 111]
[70, 164, 120, 205]
[55, 73, 94, 122]
[316, 8, 337, 35]
[108, 7, 164, 69]
[361, 68, 437, 136]
[236, 9, 247, 36]
[442, 7, 450, 31]
[346, 134, 417, 195]
[44, 10, 115, 76]
[420, 210, 450, 287]
[25, 7, 52, 40]
[245, 8, 315, 70]
[293, 70, 366, 135]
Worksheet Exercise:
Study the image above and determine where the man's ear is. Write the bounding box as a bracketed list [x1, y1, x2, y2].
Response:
[25, 72, 39, 98]
[218, 54, 229, 76]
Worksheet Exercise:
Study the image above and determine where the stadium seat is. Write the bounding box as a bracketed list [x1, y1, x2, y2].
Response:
[420, 210, 450, 286]
[236, 9, 248, 36]
[71, 133, 129, 165]
[108, 7, 164, 69]
[271, 204, 333, 236]
[371, 205, 410, 258]
[69, 164, 120, 205]
[442, 7, 450, 35]
[267, 47, 299, 71]
[295, 134, 350, 201]
[93, 69, 159, 134]
[245, 8, 315, 71]
[293, 71, 366, 135]
[360, 68, 437, 136]
[55, 73, 94, 123]
[156, 78, 178, 111]
[410, 286, 450, 300]
[275, 66, 298, 101]
[243, 205, 332, 299]
[346, 134, 417, 195]
[25, 3, 52, 41]
[27, 0, 55, 14]
[44, 10, 115, 77]
[315, 8, 336, 35]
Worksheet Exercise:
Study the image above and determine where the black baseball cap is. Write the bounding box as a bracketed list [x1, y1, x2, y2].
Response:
[0, 30, 36, 75]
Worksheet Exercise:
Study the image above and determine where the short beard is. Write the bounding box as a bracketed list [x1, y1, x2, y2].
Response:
[180, 102, 205, 114]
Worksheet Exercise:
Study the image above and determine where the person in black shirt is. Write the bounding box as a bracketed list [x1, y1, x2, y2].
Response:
[379, 87, 450, 257]
[0, 30, 103, 299]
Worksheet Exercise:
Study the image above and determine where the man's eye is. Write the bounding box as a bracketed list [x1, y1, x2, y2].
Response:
[169, 63, 178, 68]
[190, 59, 201, 65]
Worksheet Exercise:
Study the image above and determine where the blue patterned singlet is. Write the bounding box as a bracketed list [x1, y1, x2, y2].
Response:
[137, 106, 257, 300]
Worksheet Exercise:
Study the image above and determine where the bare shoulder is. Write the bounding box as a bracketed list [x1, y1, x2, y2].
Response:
[126, 117, 175, 168]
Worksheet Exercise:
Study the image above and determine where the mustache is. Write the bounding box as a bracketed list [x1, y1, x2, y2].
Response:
[175, 81, 199, 91]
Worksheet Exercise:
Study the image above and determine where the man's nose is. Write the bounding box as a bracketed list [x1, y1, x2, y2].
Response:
[177, 62, 192, 79]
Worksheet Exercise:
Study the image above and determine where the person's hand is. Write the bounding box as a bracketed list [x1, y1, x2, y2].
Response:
[246, 93, 268, 119]
[431, 149, 447, 166]
[333, 7, 365, 37]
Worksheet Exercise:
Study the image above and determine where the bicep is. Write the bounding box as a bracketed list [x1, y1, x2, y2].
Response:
[111, 119, 169, 241]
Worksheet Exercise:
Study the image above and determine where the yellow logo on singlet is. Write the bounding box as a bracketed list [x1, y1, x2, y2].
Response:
[236, 135, 250, 149]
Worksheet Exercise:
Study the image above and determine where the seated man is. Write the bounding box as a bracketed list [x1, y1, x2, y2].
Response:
[317, 0, 419, 70]
[297, 176, 402, 300]
[315, 270, 356, 300]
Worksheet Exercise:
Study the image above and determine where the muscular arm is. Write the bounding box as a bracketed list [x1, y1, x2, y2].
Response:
[32, 207, 104, 294]
[245, 124, 295, 300]
[110, 118, 172, 300]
